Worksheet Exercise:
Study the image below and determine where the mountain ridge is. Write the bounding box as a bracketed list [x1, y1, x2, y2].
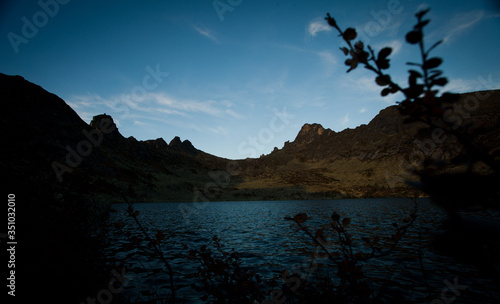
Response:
[2, 73, 500, 203]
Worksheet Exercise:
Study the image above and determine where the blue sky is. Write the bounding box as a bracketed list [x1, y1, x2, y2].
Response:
[2, 0, 500, 159]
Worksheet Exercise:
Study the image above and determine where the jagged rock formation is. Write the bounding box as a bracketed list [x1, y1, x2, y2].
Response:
[2, 73, 499, 203]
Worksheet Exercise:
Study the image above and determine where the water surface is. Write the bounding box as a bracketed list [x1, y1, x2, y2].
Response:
[105, 198, 499, 303]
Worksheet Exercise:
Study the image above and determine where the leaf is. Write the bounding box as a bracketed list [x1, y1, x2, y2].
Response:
[340, 47, 349, 56]
[375, 75, 392, 86]
[404, 84, 424, 98]
[429, 70, 443, 79]
[345, 58, 358, 72]
[424, 57, 442, 69]
[361, 237, 371, 244]
[355, 40, 364, 51]
[343, 28, 357, 41]
[432, 77, 448, 87]
[376, 58, 390, 70]
[342, 218, 351, 226]
[427, 40, 443, 55]
[357, 50, 369, 63]
[325, 13, 337, 27]
[381, 88, 392, 96]
[315, 229, 326, 242]
[293, 213, 308, 224]
[155, 230, 165, 241]
[378, 47, 392, 60]
[406, 31, 422, 44]
[416, 8, 430, 19]
[406, 62, 422, 67]
[331, 212, 341, 221]
[408, 69, 423, 78]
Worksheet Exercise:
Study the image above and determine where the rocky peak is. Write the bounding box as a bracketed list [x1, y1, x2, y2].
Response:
[293, 123, 333, 146]
[169, 136, 182, 147]
[144, 138, 169, 150]
[89, 113, 123, 141]
[90, 113, 117, 132]
[169, 136, 198, 155]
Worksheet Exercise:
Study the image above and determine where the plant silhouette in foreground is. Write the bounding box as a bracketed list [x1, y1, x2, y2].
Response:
[185, 236, 272, 303]
[113, 199, 177, 303]
[326, 5, 500, 272]
[107, 8, 499, 304]
[326, 9, 499, 178]
[282, 199, 418, 303]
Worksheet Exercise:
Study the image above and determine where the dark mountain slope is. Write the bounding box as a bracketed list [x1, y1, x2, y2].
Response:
[2, 73, 499, 202]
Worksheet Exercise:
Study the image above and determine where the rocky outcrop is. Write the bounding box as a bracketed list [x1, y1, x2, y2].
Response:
[293, 123, 334, 146]
[2, 73, 499, 202]
[169, 136, 199, 155]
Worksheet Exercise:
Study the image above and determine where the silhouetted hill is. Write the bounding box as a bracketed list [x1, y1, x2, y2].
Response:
[2, 73, 499, 203]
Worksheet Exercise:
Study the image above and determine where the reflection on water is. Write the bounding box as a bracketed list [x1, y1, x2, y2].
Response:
[105, 198, 500, 303]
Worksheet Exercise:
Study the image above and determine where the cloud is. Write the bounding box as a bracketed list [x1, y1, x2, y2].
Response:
[318, 50, 336, 65]
[151, 93, 222, 116]
[317, 50, 337, 76]
[133, 120, 148, 126]
[359, 107, 368, 114]
[308, 19, 331, 37]
[192, 25, 218, 43]
[207, 126, 228, 135]
[373, 39, 403, 56]
[225, 109, 245, 120]
[342, 113, 350, 125]
[442, 10, 485, 43]
[67, 92, 244, 123]
[444, 75, 500, 93]
[343, 75, 403, 104]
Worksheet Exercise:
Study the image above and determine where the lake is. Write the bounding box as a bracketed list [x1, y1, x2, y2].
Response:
[105, 198, 500, 303]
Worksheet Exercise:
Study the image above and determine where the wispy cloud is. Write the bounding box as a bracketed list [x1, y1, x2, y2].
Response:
[343, 75, 403, 104]
[317, 50, 337, 76]
[151, 93, 222, 116]
[308, 19, 331, 37]
[192, 25, 218, 43]
[133, 120, 148, 126]
[342, 113, 350, 125]
[373, 39, 403, 56]
[359, 107, 368, 114]
[442, 10, 485, 43]
[67, 91, 244, 123]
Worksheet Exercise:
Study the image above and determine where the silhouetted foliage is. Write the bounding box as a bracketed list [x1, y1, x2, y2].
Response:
[107, 8, 500, 304]
[281, 200, 418, 303]
[326, 9, 500, 214]
[184, 236, 272, 303]
[326, 9, 500, 176]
